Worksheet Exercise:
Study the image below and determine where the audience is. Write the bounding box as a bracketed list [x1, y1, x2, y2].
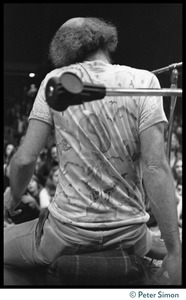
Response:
[48, 143, 58, 168]
[4, 145, 16, 192]
[176, 180, 182, 228]
[45, 165, 59, 199]
[34, 148, 50, 186]
[172, 158, 182, 187]
[4, 143, 16, 173]
[169, 132, 180, 168]
[26, 174, 51, 209]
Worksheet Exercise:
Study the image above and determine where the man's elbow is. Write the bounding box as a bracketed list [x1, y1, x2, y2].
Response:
[10, 150, 37, 169]
[142, 157, 170, 175]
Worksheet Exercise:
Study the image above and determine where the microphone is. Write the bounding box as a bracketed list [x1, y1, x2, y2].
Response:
[152, 62, 182, 75]
[45, 72, 106, 111]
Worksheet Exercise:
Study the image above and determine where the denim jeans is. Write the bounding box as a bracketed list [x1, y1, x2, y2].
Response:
[4, 211, 152, 268]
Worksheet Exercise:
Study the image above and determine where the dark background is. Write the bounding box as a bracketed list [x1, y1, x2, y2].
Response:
[4, 3, 182, 115]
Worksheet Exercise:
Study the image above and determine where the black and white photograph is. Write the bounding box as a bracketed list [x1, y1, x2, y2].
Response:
[3, 3, 183, 295]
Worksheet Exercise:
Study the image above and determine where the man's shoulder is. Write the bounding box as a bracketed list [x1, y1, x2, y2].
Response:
[46, 64, 83, 76]
[44, 65, 85, 84]
[45, 67, 68, 79]
[44, 63, 156, 88]
[115, 64, 154, 78]
[108, 64, 155, 88]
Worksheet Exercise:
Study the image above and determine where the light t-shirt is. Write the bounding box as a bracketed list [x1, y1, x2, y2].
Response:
[29, 61, 168, 233]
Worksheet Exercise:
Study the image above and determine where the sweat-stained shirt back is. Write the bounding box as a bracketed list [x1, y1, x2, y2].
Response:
[29, 60, 168, 231]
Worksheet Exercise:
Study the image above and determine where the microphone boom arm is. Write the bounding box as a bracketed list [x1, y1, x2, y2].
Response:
[45, 72, 182, 112]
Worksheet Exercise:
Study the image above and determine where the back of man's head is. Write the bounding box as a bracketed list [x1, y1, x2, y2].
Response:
[48, 17, 118, 68]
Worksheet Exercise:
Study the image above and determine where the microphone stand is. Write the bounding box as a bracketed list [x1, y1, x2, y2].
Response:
[152, 63, 182, 163]
[166, 69, 179, 164]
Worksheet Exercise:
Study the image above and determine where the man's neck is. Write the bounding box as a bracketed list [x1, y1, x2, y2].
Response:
[85, 51, 110, 64]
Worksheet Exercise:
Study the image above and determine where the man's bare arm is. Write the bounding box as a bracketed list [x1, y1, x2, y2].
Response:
[7, 119, 52, 213]
[140, 122, 180, 252]
[140, 122, 181, 283]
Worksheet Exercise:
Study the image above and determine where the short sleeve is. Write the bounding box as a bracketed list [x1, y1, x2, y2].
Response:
[28, 78, 53, 126]
[138, 73, 168, 134]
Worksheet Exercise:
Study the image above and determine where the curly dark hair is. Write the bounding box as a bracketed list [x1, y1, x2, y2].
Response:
[48, 17, 118, 68]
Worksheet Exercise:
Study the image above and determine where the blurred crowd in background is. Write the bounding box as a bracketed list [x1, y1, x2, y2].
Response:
[4, 81, 182, 229]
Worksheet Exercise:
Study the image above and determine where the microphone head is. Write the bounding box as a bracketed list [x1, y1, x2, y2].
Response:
[60, 72, 83, 94]
[45, 77, 66, 111]
[45, 72, 106, 111]
[45, 73, 84, 111]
